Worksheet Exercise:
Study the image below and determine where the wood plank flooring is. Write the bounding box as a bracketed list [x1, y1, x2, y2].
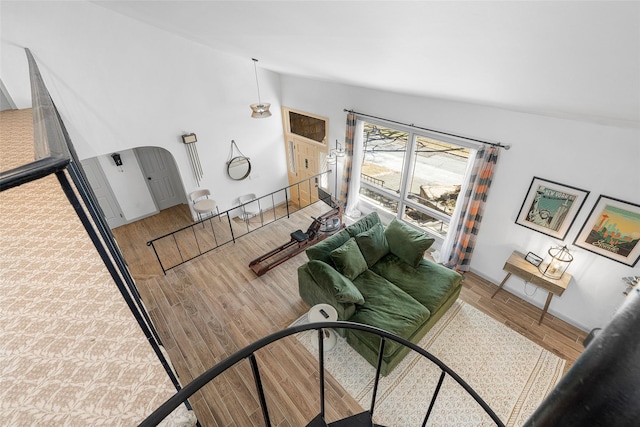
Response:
[113, 203, 587, 426]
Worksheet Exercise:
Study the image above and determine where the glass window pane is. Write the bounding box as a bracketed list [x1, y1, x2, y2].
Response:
[408, 135, 469, 216]
[403, 205, 449, 237]
[361, 123, 408, 194]
[359, 186, 399, 215]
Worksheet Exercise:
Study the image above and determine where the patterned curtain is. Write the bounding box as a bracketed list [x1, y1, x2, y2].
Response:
[339, 113, 357, 208]
[445, 146, 500, 272]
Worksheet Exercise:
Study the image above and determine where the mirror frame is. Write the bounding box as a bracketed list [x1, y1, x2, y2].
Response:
[227, 156, 252, 180]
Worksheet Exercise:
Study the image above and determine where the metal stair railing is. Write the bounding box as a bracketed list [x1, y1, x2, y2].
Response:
[146, 171, 331, 274]
[138, 321, 505, 427]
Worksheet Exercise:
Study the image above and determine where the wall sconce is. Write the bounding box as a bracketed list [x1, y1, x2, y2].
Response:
[538, 245, 573, 279]
[326, 140, 345, 165]
[111, 153, 123, 172]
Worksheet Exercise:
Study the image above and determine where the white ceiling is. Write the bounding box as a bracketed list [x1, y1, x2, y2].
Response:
[95, 1, 640, 128]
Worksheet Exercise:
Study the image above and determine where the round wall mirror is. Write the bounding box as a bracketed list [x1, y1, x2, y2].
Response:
[227, 156, 251, 180]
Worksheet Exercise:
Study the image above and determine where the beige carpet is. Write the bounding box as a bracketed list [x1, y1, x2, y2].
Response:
[1, 109, 194, 425]
[296, 300, 565, 426]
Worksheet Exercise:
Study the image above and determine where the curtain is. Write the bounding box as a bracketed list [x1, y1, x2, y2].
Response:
[443, 146, 500, 272]
[339, 113, 364, 216]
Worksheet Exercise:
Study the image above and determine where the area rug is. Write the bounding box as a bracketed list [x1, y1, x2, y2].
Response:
[294, 300, 565, 426]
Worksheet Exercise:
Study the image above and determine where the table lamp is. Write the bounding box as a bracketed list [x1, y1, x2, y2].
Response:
[538, 245, 573, 280]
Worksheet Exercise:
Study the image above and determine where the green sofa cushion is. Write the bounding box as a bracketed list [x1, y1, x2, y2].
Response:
[305, 229, 351, 266]
[384, 218, 435, 267]
[306, 260, 365, 305]
[298, 264, 356, 321]
[330, 238, 368, 280]
[372, 254, 462, 314]
[345, 211, 382, 237]
[350, 270, 431, 358]
[355, 222, 390, 267]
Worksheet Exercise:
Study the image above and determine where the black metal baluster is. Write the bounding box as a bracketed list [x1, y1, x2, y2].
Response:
[423, 370, 446, 426]
[147, 241, 166, 274]
[249, 353, 272, 427]
[191, 224, 202, 255]
[318, 328, 326, 420]
[370, 337, 386, 417]
[173, 233, 184, 264]
[226, 211, 236, 243]
[209, 217, 218, 247]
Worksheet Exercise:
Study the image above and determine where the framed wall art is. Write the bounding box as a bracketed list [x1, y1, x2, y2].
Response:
[573, 195, 640, 267]
[515, 177, 590, 240]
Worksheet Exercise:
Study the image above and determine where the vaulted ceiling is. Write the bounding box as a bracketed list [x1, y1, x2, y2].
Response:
[95, 1, 640, 128]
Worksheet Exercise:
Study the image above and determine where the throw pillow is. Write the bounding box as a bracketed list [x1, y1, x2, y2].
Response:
[306, 260, 365, 305]
[305, 229, 351, 266]
[384, 218, 435, 268]
[355, 222, 390, 267]
[330, 237, 369, 280]
[345, 211, 382, 237]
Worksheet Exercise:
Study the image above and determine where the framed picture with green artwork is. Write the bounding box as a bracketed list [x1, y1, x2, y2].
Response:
[574, 195, 640, 267]
[515, 177, 590, 240]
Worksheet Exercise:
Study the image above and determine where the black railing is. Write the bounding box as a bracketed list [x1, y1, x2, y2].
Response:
[139, 321, 505, 427]
[146, 171, 331, 274]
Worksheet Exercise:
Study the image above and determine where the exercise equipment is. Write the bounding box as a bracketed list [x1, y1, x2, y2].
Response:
[249, 206, 342, 276]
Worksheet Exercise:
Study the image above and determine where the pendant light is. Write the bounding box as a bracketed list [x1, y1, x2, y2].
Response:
[250, 58, 271, 118]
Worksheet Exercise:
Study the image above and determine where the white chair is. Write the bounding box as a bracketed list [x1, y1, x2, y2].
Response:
[238, 193, 263, 225]
[189, 189, 220, 222]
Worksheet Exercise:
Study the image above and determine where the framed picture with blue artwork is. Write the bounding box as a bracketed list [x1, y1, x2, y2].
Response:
[515, 177, 590, 240]
[574, 195, 640, 267]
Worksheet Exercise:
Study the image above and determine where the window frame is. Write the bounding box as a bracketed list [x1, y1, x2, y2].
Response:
[357, 117, 479, 242]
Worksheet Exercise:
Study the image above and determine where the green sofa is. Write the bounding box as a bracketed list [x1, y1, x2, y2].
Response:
[298, 212, 463, 375]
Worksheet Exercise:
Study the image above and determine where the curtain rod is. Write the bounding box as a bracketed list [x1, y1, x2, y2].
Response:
[344, 109, 511, 150]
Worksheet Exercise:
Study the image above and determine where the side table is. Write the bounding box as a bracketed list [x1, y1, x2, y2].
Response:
[492, 250, 571, 324]
[308, 303, 338, 351]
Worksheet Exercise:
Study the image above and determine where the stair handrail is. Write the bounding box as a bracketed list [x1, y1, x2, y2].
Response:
[139, 320, 505, 427]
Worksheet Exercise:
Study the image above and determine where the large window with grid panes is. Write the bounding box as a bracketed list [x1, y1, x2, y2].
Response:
[358, 120, 475, 240]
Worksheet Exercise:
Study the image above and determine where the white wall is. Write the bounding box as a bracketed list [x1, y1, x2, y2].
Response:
[280, 75, 639, 332]
[1, 1, 288, 216]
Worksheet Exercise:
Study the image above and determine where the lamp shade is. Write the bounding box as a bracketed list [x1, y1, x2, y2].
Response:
[250, 103, 272, 118]
[538, 245, 573, 279]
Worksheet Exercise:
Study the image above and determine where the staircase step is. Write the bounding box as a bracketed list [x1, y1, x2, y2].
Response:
[330, 411, 385, 427]
[305, 414, 328, 427]
[304, 411, 386, 427]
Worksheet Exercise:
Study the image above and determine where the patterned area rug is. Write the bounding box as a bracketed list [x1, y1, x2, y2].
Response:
[295, 300, 565, 426]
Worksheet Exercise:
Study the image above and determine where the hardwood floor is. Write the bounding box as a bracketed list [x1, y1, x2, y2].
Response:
[113, 203, 587, 426]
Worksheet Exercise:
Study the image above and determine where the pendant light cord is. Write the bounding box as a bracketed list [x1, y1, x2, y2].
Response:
[252, 58, 262, 105]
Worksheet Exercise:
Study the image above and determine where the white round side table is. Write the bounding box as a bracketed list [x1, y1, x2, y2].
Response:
[307, 303, 338, 351]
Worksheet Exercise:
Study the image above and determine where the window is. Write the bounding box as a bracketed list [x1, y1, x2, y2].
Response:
[358, 120, 473, 239]
[282, 107, 329, 146]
